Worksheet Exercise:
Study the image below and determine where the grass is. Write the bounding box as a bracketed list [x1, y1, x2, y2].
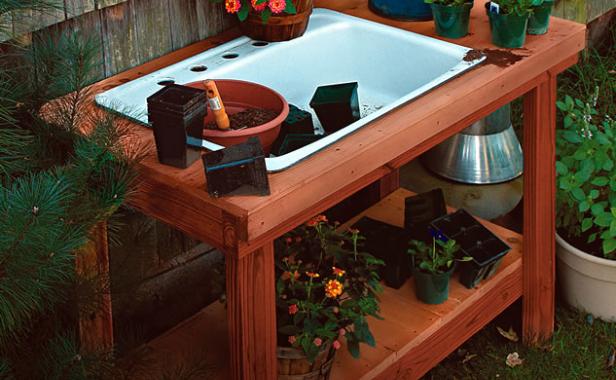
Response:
[425, 305, 616, 379]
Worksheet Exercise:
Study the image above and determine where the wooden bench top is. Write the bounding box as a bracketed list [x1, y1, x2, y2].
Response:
[88, 1, 585, 255]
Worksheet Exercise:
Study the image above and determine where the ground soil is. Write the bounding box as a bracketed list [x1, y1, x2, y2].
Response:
[464, 48, 529, 67]
[205, 108, 278, 130]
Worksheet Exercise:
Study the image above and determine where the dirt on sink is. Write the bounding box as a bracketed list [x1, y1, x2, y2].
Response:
[205, 108, 278, 130]
[464, 48, 529, 67]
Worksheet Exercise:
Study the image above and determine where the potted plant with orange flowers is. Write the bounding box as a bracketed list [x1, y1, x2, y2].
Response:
[215, 0, 313, 42]
[275, 215, 384, 379]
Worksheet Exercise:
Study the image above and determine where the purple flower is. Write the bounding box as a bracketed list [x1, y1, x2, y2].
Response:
[429, 227, 448, 242]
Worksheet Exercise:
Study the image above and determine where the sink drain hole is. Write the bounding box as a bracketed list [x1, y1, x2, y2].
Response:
[157, 79, 175, 86]
[252, 41, 269, 47]
[222, 53, 239, 59]
[190, 65, 208, 72]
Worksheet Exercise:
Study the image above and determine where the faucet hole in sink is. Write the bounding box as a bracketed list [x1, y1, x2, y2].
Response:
[252, 41, 269, 47]
[222, 53, 239, 59]
[190, 65, 208, 72]
[157, 78, 175, 86]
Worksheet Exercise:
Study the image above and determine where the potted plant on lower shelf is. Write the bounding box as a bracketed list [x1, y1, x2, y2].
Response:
[408, 237, 468, 305]
[485, 0, 543, 48]
[556, 95, 616, 322]
[275, 215, 384, 379]
[425, 0, 474, 39]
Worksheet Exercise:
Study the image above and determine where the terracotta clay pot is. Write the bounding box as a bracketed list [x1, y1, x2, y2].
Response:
[185, 79, 289, 155]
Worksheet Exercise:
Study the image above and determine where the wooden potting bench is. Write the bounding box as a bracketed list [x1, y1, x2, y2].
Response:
[85, 1, 586, 378]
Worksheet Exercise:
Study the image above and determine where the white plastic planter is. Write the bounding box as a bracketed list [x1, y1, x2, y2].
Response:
[556, 233, 616, 321]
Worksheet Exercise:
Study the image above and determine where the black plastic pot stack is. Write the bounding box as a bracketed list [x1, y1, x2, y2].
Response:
[147, 84, 207, 168]
[352, 216, 410, 289]
[202, 137, 270, 197]
[431, 209, 511, 288]
[404, 189, 448, 244]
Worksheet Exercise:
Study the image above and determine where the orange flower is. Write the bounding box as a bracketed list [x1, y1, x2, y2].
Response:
[305, 271, 320, 279]
[313, 337, 322, 347]
[225, 0, 241, 13]
[306, 215, 328, 227]
[332, 266, 345, 277]
[251, 0, 267, 11]
[325, 279, 343, 298]
[288, 304, 298, 315]
[288, 335, 296, 344]
[268, 0, 286, 13]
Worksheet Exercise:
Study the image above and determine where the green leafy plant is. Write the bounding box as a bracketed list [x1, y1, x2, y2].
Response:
[424, 0, 469, 6]
[556, 94, 616, 259]
[408, 237, 469, 274]
[492, 0, 544, 15]
[275, 215, 384, 362]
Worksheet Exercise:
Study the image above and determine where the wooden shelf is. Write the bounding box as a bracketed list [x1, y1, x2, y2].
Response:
[143, 188, 523, 379]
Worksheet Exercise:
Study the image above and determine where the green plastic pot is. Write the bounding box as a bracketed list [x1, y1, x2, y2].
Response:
[413, 265, 455, 305]
[486, 6, 529, 48]
[430, 2, 473, 39]
[528, 0, 553, 35]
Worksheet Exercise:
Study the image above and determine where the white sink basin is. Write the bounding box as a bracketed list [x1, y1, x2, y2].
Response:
[95, 8, 484, 172]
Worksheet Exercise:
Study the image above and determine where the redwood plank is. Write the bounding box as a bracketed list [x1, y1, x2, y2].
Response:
[226, 242, 277, 379]
[75, 222, 114, 353]
[522, 77, 557, 344]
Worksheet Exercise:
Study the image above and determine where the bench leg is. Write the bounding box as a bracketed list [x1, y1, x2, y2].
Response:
[522, 77, 557, 344]
[226, 242, 277, 380]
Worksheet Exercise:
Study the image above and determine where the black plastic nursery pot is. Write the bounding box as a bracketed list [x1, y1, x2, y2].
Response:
[412, 260, 455, 305]
[202, 137, 270, 197]
[284, 104, 315, 135]
[404, 189, 447, 244]
[271, 104, 321, 156]
[528, 0, 553, 35]
[352, 216, 410, 289]
[431, 2, 473, 39]
[486, 3, 529, 48]
[431, 209, 511, 288]
[147, 84, 207, 169]
[310, 82, 360, 134]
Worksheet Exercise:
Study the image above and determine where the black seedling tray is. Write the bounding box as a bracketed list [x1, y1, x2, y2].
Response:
[404, 189, 447, 244]
[203, 137, 270, 197]
[309, 82, 360, 133]
[430, 209, 511, 288]
[146, 84, 206, 115]
[351, 216, 410, 289]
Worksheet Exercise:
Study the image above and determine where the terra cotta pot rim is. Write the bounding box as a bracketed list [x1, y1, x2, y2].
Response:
[556, 232, 616, 268]
[184, 79, 290, 138]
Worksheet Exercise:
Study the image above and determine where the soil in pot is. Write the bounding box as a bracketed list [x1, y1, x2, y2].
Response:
[431, 2, 474, 39]
[413, 265, 455, 304]
[204, 108, 278, 131]
[486, 4, 529, 48]
[528, 0, 553, 35]
[277, 343, 334, 380]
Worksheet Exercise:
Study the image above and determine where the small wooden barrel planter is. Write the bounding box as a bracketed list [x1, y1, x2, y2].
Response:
[278, 343, 334, 380]
[241, 0, 314, 42]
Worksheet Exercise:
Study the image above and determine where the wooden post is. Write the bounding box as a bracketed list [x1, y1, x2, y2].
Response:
[522, 77, 557, 344]
[225, 242, 277, 380]
[379, 168, 400, 199]
[75, 221, 114, 353]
